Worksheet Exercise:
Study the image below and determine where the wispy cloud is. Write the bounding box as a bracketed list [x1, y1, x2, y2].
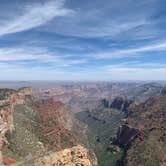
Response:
[103, 62, 166, 70]
[93, 41, 166, 59]
[62, 59, 87, 67]
[0, 47, 57, 61]
[0, 0, 165, 81]
[100, 62, 166, 81]
[44, 12, 150, 38]
[0, 46, 87, 67]
[107, 68, 166, 81]
[0, 60, 165, 81]
[0, 0, 73, 36]
[39, 0, 158, 39]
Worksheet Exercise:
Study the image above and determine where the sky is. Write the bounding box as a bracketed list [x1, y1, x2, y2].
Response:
[0, 0, 166, 81]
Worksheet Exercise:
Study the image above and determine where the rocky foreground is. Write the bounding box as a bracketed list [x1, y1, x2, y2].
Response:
[33, 145, 93, 166]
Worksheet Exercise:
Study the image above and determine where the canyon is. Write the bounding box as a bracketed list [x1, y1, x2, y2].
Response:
[0, 82, 166, 166]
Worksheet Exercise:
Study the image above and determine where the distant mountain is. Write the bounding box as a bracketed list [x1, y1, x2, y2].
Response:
[33, 82, 165, 112]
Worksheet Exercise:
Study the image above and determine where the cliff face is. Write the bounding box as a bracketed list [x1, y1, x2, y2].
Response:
[110, 96, 133, 113]
[116, 125, 141, 147]
[33, 99, 73, 130]
[115, 93, 166, 166]
[0, 88, 32, 165]
[32, 98, 78, 150]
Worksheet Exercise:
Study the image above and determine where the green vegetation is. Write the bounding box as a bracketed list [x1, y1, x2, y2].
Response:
[122, 94, 166, 166]
[3, 104, 44, 161]
[76, 108, 125, 166]
[126, 129, 166, 166]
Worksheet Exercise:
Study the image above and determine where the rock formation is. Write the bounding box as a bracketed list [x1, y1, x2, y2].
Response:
[110, 96, 133, 113]
[32, 98, 78, 150]
[116, 125, 141, 147]
[34, 145, 93, 166]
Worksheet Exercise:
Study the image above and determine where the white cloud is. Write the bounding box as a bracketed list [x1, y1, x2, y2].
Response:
[0, 46, 87, 68]
[0, 47, 58, 61]
[44, 14, 149, 38]
[62, 59, 87, 67]
[40, 0, 156, 38]
[0, 62, 65, 80]
[104, 62, 166, 69]
[107, 68, 166, 81]
[0, 60, 166, 81]
[93, 42, 166, 59]
[100, 62, 166, 80]
[0, 0, 73, 36]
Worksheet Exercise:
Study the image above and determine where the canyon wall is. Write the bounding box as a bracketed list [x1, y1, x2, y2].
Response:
[0, 88, 32, 165]
[115, 93, 166, 166]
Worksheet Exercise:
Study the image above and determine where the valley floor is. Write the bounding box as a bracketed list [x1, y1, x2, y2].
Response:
[75, 108, 125, 166]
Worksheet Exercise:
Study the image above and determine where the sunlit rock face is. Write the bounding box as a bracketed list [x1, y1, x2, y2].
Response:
[34, 145, 93, 166]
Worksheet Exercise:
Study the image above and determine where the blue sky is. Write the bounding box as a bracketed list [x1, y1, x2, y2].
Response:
[0, 0, 166, 81]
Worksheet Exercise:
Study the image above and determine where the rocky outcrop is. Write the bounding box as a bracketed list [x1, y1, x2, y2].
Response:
[0, 88, 32, 165]
[110, 96, 133, 113]
[116, 125, 141, 147]
[6, 145, 95, 166]
[34, 145, 93, 166]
